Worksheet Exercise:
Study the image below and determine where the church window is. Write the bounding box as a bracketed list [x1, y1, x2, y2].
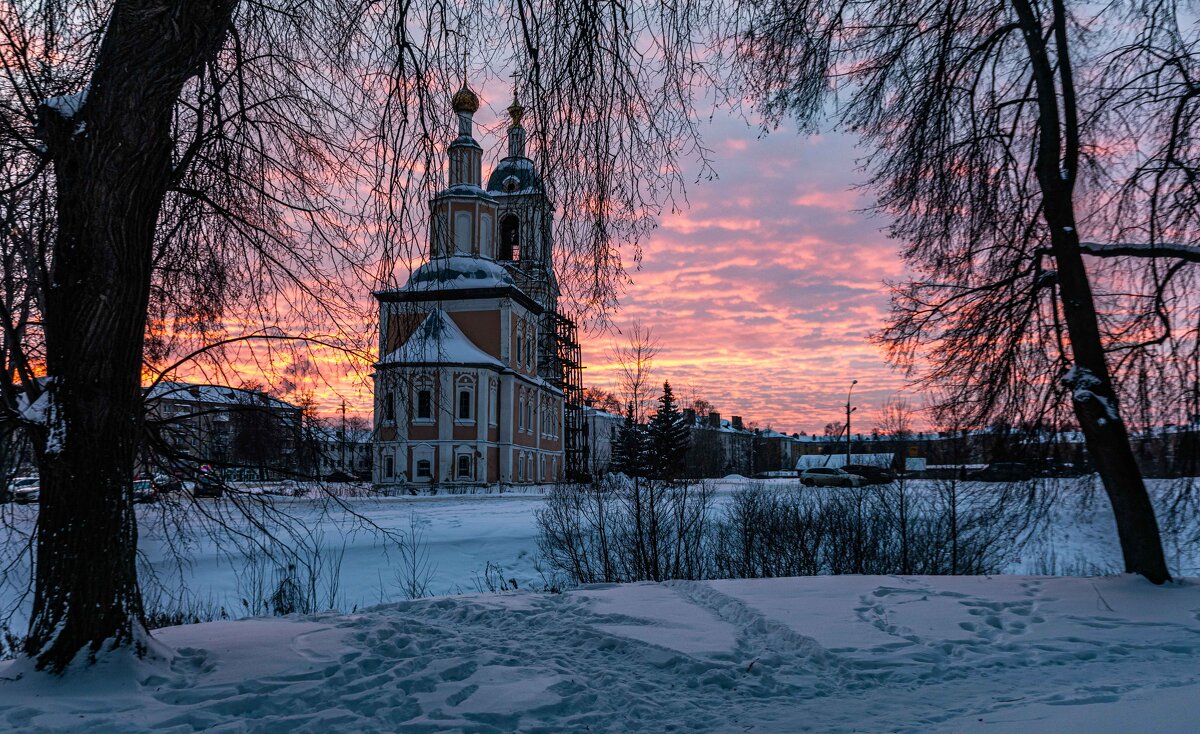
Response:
[489, 383, 498, 426]
[480, 214, 493, 258]
[456, 377, 475, 422]
[457, 454, 473, 479]
[384, 454, 394, 478]
[454, 211, 472, 254]
[518, 394, 525, 431]
[416, 460, 432, 479]
[384, 391, 395, 422]
[517, 453, 525, 481]
[432, 211, 449, 257]
[415, 387, 433, 421]
[500, 214, 520, 261]
[516, 331, 523, 368]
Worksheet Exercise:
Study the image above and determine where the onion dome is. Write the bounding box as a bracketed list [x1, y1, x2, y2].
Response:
[452, 83, 480, 114]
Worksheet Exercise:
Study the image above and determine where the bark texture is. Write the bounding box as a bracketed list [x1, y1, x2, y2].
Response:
[1013, 0, 1170, 583]
[28, 0, 237, 672]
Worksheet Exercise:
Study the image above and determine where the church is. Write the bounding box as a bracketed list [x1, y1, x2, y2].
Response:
[371, 79, 582, 490]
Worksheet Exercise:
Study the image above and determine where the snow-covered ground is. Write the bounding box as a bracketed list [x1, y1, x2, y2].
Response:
[0, 476, 1197, 630]
[0, 476, 1197, 731]
[0, 575, 1198, 732]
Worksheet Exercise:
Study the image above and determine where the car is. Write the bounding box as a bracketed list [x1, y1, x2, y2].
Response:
[799, 467, 865, 488]
[132, 478, 159, 504]
[967, 462, 1035, 482]
[193, 472, 227, 498]
[152, 473, 184, 494]
[843, 464, 896, 485]
[12, 478, 40, 504]
[3, 474, 37, 503]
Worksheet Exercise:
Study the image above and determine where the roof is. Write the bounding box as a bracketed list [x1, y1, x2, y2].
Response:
[400, 256, 517, 292]
[486, 156, 543, 194]
[796, 453, 895, 470]
[145, 381, 298, 411]
[377, 309, 503, 368]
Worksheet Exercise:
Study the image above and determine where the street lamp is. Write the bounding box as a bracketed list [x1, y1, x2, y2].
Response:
[846, 380, 858, 467]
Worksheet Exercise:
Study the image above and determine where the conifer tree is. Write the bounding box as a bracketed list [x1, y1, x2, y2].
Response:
[610, 402, 648, 478]
[646, 382, 691, 481]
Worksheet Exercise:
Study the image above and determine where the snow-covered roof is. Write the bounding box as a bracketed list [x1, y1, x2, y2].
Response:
[400, 256, 518, 293]
[144, 381, 298, 411]
[378, 309, 503, 368]
[796, 452, 895, 470]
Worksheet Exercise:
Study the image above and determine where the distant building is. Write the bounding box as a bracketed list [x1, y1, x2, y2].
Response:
[144, 381, 302, 480]
[310, 426, 372, 480]
[582, 406, 624, 477]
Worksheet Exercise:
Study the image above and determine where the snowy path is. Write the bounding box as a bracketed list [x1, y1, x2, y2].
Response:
[1, 575, 1197, 732]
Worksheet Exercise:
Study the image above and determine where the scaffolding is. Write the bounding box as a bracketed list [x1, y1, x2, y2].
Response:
[540, 311, 587, 482]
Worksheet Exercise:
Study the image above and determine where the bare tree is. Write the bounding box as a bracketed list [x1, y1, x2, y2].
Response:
[0, 0, 711, 671]
[611, 322, 660, 423]
[720, 0, 1200, 583]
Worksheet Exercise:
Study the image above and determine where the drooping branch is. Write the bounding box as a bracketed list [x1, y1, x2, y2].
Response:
[1079, 241, 1200, 264]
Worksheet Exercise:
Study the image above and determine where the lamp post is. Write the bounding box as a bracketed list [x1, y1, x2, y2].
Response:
[846, 380, 858, 467]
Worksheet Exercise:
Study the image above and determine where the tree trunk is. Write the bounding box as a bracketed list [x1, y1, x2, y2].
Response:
[1013, 0, 1170, 584]
[27, 0, 237, 672]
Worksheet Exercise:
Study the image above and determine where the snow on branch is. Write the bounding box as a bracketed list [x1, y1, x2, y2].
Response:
[1062, 365, 1120, 426]
[1079, 241, 1200, 263]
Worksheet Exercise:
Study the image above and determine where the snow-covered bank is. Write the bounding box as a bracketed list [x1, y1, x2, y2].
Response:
[0, 575, 1197, 732]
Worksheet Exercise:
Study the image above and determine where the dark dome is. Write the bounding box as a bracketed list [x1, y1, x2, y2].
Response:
[486, 157, 542, 194]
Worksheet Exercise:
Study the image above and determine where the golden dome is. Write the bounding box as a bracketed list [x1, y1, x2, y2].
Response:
[507, 98, 525, 127]
[452, 83, 480, 114]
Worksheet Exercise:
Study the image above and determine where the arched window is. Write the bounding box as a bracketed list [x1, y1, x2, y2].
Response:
[384, 391, 395, 422]
[413, 376, 434, 422]
[454, 211, 472, 254]
[515, 331, 523, 368]
[456, 376, 475, 422]
[517, 453, 525, 482]
[518, 394, 525, 431]
[489, 382, 498, 426]
[499, 214, 520, 261]
[480, 214, 493, 258]
[457, 453, 473, 479]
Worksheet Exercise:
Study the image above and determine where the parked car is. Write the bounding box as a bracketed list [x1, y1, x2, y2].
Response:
[132, 478, 159, 504]
[152, 473, 184, 494]
[4, 476, 38, 503]
[843, 464, 896, 485]
[967, 462, 1035, 482]
[799, 467, 865, 488]
[12, 477, 40, 504]
[193, 471, 227, 498]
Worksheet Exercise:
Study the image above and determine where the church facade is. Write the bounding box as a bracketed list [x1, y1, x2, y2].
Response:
[371, 81, 567, 490]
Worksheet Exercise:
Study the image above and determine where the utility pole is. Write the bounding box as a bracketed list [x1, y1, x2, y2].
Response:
[340, 398, 347, 473]
[846, 380, 858, 467]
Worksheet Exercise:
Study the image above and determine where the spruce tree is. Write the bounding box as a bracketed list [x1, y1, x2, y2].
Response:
[610, 402, 648, 478]
[646, 382, 691, 481]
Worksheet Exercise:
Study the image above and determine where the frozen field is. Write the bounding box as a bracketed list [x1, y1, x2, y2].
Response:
[0, 575, 1198, 732]
[0, 477, 1197, 731]
[1, 476, 1197, 630]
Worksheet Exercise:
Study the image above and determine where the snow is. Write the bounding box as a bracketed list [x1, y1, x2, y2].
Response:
[1063, 365, 1120, 423]
[0, 477, 1198, 730]
[400, 256, 516, 292]
[378, 309, 504, 368]
[43, 90, 87, 119]
[0, 575, 1198, 731]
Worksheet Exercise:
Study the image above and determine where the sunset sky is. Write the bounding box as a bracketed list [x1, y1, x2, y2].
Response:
[190, 100, 920, 436]
[574, 111, 914, 435]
